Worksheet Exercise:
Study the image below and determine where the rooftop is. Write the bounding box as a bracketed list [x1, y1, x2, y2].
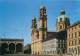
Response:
[69, 20, 80, 28]
[0, 38, 24, 41]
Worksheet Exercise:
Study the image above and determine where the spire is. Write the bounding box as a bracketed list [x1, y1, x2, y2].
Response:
[32, 16, 37, 29]
[39, 5, 47, 28]
[32, 16, 36, 21]
[40, 5, 46, 17]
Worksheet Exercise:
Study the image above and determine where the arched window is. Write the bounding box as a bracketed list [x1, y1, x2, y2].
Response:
[16, 43, 23, 52]
[60, 18, 62, 22]
[9, 43, 15, 54]
[1, 43, 8, 54]
[9, 43, 15, 50]
[60, 25, 62, 29]
[2, 43, 8, 50]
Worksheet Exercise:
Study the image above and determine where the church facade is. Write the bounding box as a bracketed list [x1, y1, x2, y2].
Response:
[31, 6, 70, 55]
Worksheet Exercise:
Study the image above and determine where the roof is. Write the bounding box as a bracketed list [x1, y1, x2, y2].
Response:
[43, 32, 57, 42]
[43, 30, 67, 42]
[57, 30, 67, 40]
[0, 38, 24, 41]
[68, 21, 80, 28]
[72, 21, 80, 26]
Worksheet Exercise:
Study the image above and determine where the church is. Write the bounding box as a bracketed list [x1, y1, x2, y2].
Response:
[31, 6, 70, 55]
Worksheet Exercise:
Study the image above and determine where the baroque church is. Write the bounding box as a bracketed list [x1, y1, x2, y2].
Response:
[31, 6, 70, 55]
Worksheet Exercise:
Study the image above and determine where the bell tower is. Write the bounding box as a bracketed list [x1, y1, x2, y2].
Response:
[56, 9, 70, 32]
[39, 5, 47, 40]
[31, 16, 38, 42]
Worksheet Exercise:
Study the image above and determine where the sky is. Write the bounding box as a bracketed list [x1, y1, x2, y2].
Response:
[0, 0, 80, 46]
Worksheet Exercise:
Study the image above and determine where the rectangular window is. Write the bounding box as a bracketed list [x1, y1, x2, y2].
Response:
[72, 41, 73, 46]
[72, 28, 73, 31]
[79, 39, 80, 45]
[75, 32, 76, 37]
[69, 41, 72, 46]
[75, 40, 76, 45]
[69, 42, 70, 46]
[72, 33, 73, 39]
[78, 46, 80, 54]
[79, 32, 80, 37]
[69, 34, 70, 39]
[75, 27, 76, 29]
[79, 25, 80, 28]
[69, 48, 71, 53]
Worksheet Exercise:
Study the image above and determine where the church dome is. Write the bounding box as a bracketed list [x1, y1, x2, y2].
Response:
[60, 9, 65, 15]
[57, 9, 69, 23]
[32, 16, 36, 21]
[40, 5, 46, 9]
[57, 15, 69, 22]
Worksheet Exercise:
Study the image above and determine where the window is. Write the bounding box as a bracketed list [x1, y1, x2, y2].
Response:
[79, 32, 80, 37]
[71, 33, 73, 39]
[79, 39, 80, 45]
[60, 18, 62, 21]
[79, 25, 80, 28]
[78, 46, 80, 54]
[69, 34, 70, 39]
[75, 32, 76, 38]
[69, 41, 72, 46]
[70, 28, 71, 32]
[72, 41, 73, 46]
[74, 40, 76, 45]
[72, 28, 73, 31]
[69, 42, 70, 46]
[69, 48, 71, 53]
[60, 25, 62, 29]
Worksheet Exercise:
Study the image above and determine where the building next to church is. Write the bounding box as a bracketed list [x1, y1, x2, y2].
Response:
[31, 6, 70, 55]
[67, 21, 80, 55]
[0, 38, 24, 55]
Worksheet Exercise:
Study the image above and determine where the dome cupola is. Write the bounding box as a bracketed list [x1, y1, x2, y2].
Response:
[57, 9, 69, 24]
[60, 9, 65, 15]
[56, 9, 70, 32]
[40, 5, 46, 9]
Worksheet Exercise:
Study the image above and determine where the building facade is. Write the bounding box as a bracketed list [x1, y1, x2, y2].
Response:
[67, 21, 80, 55]
[0, 39, 24, 55]
[31, 6, 69, 55]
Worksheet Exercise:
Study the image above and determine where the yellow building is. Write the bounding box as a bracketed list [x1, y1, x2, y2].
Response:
[67, 21, 80, 55]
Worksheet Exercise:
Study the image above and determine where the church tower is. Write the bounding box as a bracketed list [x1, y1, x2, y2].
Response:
[39, 5, 47, 40]
[31, 16, 39, 55]
[56, 9, 70, 32]
[31, 16, 38, 42]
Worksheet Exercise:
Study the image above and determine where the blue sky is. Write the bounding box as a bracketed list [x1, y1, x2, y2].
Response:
[0, 0, 80, 46]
